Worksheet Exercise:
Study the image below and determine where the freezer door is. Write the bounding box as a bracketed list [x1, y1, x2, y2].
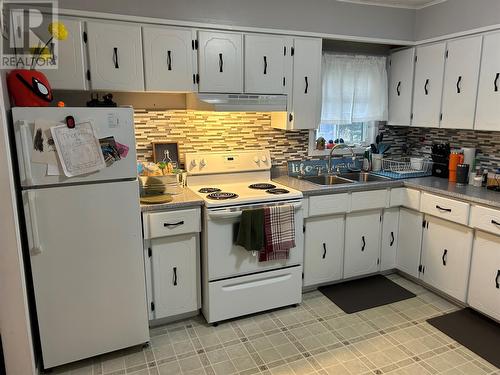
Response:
[23, 180, 149, 368]
[12, 107, 137, 187]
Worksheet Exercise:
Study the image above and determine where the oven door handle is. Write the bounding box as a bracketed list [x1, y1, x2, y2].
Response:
[208, 202, 302, 220]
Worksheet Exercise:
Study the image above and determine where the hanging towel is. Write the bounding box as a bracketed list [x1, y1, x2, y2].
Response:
[236, 208, 265, 252]
[260, 205, 296, 262]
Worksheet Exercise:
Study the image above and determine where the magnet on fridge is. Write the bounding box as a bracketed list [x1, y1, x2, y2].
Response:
[65, 115, 75, 129]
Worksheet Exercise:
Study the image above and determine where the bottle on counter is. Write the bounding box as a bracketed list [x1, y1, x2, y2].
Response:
[482, 169, 489, 187]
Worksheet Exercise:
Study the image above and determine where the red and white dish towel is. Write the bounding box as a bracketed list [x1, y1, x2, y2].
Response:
[259, 205, 296, 262]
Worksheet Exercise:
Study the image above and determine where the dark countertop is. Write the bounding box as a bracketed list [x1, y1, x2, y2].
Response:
[140, 187, 204, 212]
[274, 175, 500, 209]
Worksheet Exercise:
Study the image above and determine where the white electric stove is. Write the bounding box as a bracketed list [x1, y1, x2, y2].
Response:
[185, 150, 304, 324]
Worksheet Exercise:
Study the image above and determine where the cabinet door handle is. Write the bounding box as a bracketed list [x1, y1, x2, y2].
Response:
[167, 50, 172, 70]
[456, 75, 462, 93]
[304, 76, 309, 94]
[496, 270, 500, 289]
[113, 47, 119, 69]
[390, 232, 394, 246]
[495, 73, 499, 92]
[396, 81, 401, 96]
[219, 53, 223, 72]
[424, 78, 429, 95]
[442, 249, 448, 266]
[436, 205, 452, 212]
[322, 243, 326, 259]
[361, 236, 366, 252]
[492, 219, 500, 226]
[173, 267, 178, 286]
[164, 220, 184, 228]
[263, 55, 267, 75]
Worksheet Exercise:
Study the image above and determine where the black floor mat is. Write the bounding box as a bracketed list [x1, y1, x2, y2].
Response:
[427, 308, 500, 369]
[318, 275, 416, 314]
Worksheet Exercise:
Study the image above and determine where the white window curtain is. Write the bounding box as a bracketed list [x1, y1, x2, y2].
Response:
[321, 53, 388, 125]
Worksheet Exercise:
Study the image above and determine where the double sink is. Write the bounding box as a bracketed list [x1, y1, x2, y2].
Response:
[296, 171, 391, 186]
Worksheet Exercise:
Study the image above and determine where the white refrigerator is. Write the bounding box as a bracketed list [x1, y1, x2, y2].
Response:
[12, 107, 149, 369]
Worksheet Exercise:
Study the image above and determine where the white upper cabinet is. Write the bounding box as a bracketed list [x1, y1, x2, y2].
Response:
[43, 18, 87, 90]
[290, 37, 322, 130]
[86, 21, 144, 91]
[388, 48, 415, 126]
[244, 34, 290, 94]
[197, 31, 243, 93]
[475, 32, 500, 131]
[143, 26, 196, 92]
[441, 36, 482, 130]
[412, 43, 446, 128]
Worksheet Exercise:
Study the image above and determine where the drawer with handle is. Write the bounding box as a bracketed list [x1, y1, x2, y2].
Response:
[145, 208, 201, 239]
[470, 205, 500, 236]
[421, 192, 470, 225]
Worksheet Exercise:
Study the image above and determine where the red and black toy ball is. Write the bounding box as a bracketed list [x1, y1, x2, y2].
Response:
[6, 69, 53, 107]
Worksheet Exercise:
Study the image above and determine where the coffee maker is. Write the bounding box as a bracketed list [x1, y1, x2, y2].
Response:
[431, 143, 451, 178]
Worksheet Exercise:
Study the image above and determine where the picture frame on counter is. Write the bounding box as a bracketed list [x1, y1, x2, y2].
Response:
[152, 141, 179, 167]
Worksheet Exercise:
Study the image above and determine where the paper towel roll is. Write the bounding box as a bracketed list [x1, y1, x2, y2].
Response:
[461, 147, 476, 184]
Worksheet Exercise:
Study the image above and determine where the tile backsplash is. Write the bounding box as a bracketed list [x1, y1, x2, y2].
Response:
[134, 110, 310, 166]
[133, 109, 500, 172]
[397, 126, 500, 171]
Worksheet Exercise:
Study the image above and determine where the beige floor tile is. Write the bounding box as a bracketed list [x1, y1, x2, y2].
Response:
[258, 348, 282, 363]
[158, 361, 181, 375]
[342, 358, 371, 374]
[179, 355, 202, 373]
[269, 364, 294, 375]
[231, 354, 256, 372]
[288, 358, 316, 374]
[212, 360, 237, 375]
[324, 363, 350, 375]
[206, 348, 229, 364]
[275, 343, 301, 359]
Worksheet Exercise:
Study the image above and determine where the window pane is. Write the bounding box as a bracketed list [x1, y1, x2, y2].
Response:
[317, 123, 337, 143]
[337, 122, 364, 144]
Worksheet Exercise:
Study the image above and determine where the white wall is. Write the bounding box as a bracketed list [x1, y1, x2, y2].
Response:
[0, 78, 37, 375]
[416, 0, 500, 41]
[58, 0, 416, 42]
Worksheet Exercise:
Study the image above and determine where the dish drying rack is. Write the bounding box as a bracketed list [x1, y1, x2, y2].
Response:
[372, 157, 433, 179]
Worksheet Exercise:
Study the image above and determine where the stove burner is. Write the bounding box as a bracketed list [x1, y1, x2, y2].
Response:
[266, 188, 290, 195]
[207, 192, 239, 200]
[198, 187, 221, 194]
[249, 183, 276, 190]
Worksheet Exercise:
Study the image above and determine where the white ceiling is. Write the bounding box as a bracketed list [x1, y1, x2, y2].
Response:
[336, 0, 447, 9]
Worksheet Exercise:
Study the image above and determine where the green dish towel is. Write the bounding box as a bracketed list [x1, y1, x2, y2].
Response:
[236, 209, 265, 251]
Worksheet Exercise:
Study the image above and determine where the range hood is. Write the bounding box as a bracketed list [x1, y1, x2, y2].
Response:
[189, 93, 288, 112]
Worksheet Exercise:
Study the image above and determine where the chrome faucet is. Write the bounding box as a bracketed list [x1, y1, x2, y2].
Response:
[328, 144, 356, 174]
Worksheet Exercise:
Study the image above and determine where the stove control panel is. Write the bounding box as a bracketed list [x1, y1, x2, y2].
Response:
[186, 150, 271, 175]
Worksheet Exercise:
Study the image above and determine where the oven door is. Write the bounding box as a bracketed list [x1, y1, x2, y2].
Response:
[204, 199, 304, 281]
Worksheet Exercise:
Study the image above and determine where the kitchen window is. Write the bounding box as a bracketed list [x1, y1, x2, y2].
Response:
[309, 53, 388, 156]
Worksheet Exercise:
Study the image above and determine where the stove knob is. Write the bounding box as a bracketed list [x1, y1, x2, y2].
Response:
[261, 155, 268, 163]
[199, 159, 206, 168]
[190, 159, 197, 169]
[253, 156, 260, 164]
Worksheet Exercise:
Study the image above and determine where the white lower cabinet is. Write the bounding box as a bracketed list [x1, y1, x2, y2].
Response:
[467, 231, 500, 321]
[344, 210, 381, 279]
[396, 208, 423, 278]
[420, 215, 473, 302]
[303, 215, 344, 287]
[381, 208, 399, 271]
[143, 208, 201, 321]
[150, 234, 198, 319]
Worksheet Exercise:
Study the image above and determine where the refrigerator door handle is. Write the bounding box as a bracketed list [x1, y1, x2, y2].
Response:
[27, 190, 43, 255]
[20, 122, 34, 185]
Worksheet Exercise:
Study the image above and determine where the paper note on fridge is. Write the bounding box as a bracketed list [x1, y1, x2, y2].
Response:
[50, 121, 106, 177]
[32, 119, 61, 175]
